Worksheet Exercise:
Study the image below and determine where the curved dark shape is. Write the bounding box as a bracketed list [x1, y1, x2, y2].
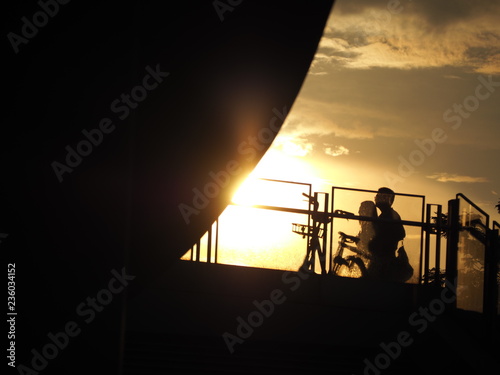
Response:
[4, 0, 334, 283]
[128, 0, 335, 286]
[3, 1, 333, 372]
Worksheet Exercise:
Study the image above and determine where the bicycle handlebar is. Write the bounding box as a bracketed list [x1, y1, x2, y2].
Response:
[302, 192, 316, 201]
[302, 193, 319, 210]
[334, 209, 355, 216]
[338, 231, 359, 243]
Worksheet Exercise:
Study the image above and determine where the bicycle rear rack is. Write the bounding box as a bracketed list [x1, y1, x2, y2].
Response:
[292, 223, 324, 239]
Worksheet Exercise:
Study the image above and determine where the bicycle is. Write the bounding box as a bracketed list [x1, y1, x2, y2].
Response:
[292, 194, 370, 277]
[331, 231, 369, 278]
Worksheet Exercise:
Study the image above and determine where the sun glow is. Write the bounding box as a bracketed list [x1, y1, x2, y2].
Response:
[216, 148, 323, 269]
[232, 148, 322, 206]
[181, 146, 328, 270]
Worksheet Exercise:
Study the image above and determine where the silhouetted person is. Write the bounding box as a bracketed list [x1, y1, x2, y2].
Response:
[357, 200, 377, 257]
[366, 187, 408, 281]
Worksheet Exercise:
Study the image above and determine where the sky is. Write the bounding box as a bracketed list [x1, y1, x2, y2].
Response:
[257, 0, 500, 218]
[185, 0, 500, 272]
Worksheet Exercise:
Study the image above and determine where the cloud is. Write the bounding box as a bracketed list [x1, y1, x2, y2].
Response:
[405, 0, 500, 29]
[315, 0, 500, 74]
[426, 173, 489, 183]
[279, 97, 402, 141]
[331, 0, 500, 28]
[273, 91, 421, 160]
[324, 145, 350, 157]
[272, 136, 314, 157]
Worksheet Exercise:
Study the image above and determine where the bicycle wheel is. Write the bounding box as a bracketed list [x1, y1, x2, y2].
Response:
[335, 256, 366, 278]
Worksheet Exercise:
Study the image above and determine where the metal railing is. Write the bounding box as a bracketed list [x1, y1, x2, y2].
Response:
[183, 181, 498, 317]
[446, 195, 499, 317]
[330, 186, 427, 283]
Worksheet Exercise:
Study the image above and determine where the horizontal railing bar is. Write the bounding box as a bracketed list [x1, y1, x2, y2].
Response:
[332, 186, 425, 199]
[259, 178, 312, 187]
[231, 203, 432, 228]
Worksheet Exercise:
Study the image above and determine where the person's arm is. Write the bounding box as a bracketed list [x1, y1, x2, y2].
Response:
[393, 210, 405, 241]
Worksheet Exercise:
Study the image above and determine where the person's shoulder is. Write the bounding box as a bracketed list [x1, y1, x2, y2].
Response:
[391, 209, 402, 220]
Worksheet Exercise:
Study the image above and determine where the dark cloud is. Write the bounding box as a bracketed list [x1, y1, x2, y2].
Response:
[323, 28, 371, 48]
[476, 31, 500, 42]
[332, 0, 389, 15]
[409, 0, 500, 28]
[332, 0, 500, 28]
[464, 46, 500, 62]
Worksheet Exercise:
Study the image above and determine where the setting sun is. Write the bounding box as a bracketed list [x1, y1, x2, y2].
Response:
[182, 147, 324, 270]
[217, 148, 319, 269]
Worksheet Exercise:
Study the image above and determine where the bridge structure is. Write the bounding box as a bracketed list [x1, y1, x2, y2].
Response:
[187, 179, 498, 311]
[124, 179, 499, 374]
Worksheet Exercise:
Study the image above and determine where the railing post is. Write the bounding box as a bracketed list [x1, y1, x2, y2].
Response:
[207, 223, 212, 264]
[424, 204, 432, 284]
[215, 219, 219, 263]
[329, 187, 335, 273]
[434, 204, 443, 286]
[484, 227, 499, 324]
[322, 193, 329, 275]
[446, 199, 459, 311]
[195, 238, 201, 262]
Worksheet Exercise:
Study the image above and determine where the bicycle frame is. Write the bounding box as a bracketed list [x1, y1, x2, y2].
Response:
[331, 231, 369, 277]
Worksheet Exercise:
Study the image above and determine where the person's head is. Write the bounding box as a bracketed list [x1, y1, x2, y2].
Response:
[375, 187, 395, 209]
[359, 200, 376, 216]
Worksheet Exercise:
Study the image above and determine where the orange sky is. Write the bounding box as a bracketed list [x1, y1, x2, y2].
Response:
[185, 0, 500, 272]
[262, 0, 500, 218]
